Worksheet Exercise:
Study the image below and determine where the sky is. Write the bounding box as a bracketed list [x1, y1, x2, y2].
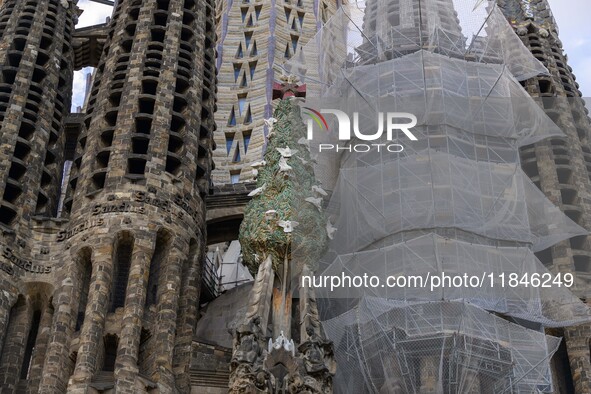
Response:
[546, 0, 591, 97]
[70, 0, 113, 111]
[70, 0, 591, 110]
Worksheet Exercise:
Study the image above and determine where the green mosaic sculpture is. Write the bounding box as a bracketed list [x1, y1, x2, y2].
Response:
[239, 99, 328, 276]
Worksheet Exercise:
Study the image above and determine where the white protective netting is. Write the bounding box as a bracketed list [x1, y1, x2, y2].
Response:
[327, 151, 587, 254]
[329, 51, 562, 146]
[318, 233, 591, 327]
[280, 0, 591, 392]
[322, 299, 562, 394]
[301, 51, 562, 148]
[283, 0, 548, 96]
[299, 51, 564, 191]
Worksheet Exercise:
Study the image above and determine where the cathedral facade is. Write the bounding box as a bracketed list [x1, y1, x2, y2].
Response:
[0, 0, 590, 393]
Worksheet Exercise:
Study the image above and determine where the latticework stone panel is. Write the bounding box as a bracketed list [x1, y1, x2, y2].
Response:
[212, 0, 339, 185]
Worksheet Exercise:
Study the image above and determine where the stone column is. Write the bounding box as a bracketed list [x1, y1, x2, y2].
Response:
[68, 243, 114, 392]
[26, 303, 54, 393]
[114, 235, 154, 392]
[153, 241, 185, 391]
[172, 240, 202, 392]
[0, 282, 18, 356]
[0, 296, 32, 392]
[39, 257, 84, 393]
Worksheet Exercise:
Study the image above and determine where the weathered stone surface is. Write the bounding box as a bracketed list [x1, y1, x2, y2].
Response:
[0, 0, 590, 393]
[212, 0, 338, 184]
[0, 0, 215, 392]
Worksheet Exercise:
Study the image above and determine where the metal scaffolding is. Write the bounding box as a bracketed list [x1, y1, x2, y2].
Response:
[284, 0, 591, 392]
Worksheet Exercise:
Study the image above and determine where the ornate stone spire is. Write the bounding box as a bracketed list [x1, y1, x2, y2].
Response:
[231, 96, 335, 393]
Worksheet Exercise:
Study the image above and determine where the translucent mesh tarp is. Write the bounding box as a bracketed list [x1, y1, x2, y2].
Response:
[281, 1, 591, 392]
[299, 50, 562, 147]
[327, 151, 587, 254]
[283, 0, 548, 96]
[318, 234, 591, 326]
[324, 51, 563, 146]
[300, 51, 565, 191]
[322, 299, 562, 394]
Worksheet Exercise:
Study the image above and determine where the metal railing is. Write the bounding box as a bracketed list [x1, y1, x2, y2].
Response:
[201, 255, 222, 303]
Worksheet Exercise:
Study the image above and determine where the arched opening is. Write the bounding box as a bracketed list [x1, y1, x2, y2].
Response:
[205, 215, 253, 298]
[145, 228, 172, 307]
[138, 328, 153, 377]
[549, 330, 575, 394]
[20, 310, 41, 379]
[0, 287, 54, 391]
[110, 232, 134, 312]
[76, 248, 92, 331]
[0, 295, 28, 376]
[101, 334, 119, 372]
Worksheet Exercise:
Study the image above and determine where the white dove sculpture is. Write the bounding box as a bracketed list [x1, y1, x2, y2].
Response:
[248, 183, 267, 197]
[297, 137, 310, 149]
[278, 220, 299, 233]
[312, 185, 328, 196]
[305, 197, 323, 211]
[326, 220, 337, 239]
[264, 118, 278, 139]
[250, 160, 266, 168]
[296, 156, 308, 165]
[264, 210, 277, 220]
[264, 117, 278, 129]
[276, 147, 297, 157]
[278, 157, 292, 172]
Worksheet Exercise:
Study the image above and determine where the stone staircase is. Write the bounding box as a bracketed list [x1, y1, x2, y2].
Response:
[190, 369, 230, 389]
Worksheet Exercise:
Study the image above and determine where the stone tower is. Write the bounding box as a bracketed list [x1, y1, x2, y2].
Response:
[0, 0, 74, 231]
[61, 0, 216, 392]
[0, 0, 76, 390]
[212, 0, 340, 185]
[361, 0, 464, 58]
[0, 0, 217, 392]
[498, 1, 591, 392]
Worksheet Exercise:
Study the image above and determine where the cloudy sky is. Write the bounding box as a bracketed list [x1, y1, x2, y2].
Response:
[70, 0, 590, 111]
[546, 0, 591, 97]
[70, 0, 112, 111]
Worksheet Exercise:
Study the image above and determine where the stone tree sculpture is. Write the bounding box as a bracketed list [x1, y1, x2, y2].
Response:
[230, 84, 335, 393]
